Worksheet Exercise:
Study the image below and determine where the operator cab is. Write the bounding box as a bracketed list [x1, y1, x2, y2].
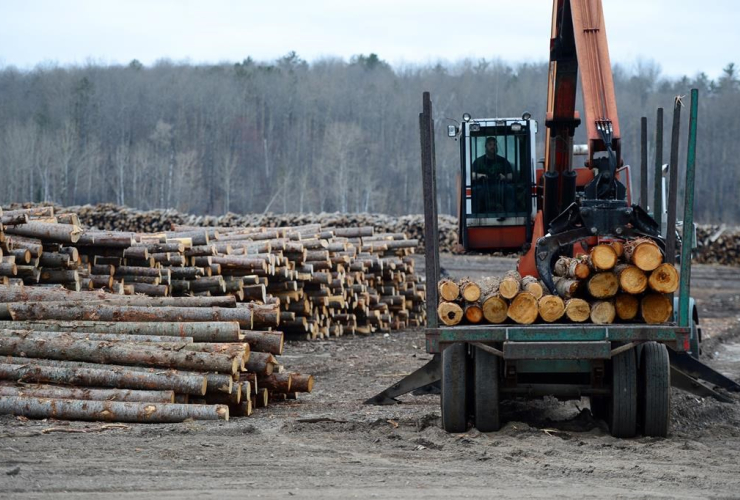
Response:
[449, 114, 537, 251]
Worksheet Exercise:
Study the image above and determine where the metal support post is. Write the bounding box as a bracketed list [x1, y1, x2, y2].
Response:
[678, 89, 698, 328]
[640, 116, 648, 210]
[420, 92, 440, 328]
[653, 108, 664, 230]
[665, 98, 682, 264]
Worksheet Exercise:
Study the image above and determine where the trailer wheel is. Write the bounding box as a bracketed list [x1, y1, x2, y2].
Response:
[474, 346, 500, 432]
[640, 342, 670, 437]
[441, 343, 468, 433]
[609, 348, 637, 438]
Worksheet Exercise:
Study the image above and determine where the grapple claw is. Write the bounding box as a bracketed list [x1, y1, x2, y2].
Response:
[535, 201, 664, 296]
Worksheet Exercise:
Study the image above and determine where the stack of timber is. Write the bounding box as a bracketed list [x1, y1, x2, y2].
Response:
[5, 203, 461, 254]
[437, 240, 679, 326]
[0, 205, 426, 339]
[695, 224, 740, 266]
[0, 288, 314, 423]
[6, 204, 740, 261]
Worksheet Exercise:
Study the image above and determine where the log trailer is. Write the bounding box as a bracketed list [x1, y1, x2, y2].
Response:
[366, 0, 740, 437]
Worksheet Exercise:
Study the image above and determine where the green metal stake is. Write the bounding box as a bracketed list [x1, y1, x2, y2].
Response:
[678, 89, 698, 327]
[653, 108, 664, 230]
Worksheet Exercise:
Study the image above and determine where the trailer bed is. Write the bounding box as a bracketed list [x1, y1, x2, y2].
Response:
[426, 324, 690, 356]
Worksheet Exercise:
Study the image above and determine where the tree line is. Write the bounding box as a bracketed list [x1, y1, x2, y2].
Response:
[0, 54, 738, 223]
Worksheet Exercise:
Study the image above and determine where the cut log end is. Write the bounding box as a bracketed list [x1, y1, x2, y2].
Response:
[625, 238, 663, 271]
[590, 300, 616, 325]
[641, 294, 673, 324]
[538, 295, 565, 323]
[458, 279, 482, 303]
[587, 272, 619, 299]
[437, 302, 463, 326]
[481, 295, 508, 324]
[564, 298, 590, 323]
[464, 304, 483, 324]
[590, 244, 618, 271]
[615, 264, 648, 294]
[648, 263, 679, 294]
[507, 292, 538, 325]
[615, 293, 639, 321]
[438, 279, 460, 302]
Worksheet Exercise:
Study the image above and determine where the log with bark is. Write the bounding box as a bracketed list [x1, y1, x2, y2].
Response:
[553, 256, 590, 280]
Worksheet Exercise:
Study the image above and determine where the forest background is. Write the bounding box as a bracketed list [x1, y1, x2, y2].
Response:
[1, 53, 737, 222]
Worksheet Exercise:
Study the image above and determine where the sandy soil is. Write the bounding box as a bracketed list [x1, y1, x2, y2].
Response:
[1, 256, 740, 499]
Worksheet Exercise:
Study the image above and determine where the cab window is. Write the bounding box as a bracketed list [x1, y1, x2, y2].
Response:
[469, 132, 529, 216]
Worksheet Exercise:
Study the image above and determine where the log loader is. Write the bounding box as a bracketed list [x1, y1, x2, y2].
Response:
[366, 0, 740, 437]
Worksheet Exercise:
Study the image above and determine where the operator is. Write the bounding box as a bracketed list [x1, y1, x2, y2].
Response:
[471, 137, 515, 212]
[472, 137, 513, 181]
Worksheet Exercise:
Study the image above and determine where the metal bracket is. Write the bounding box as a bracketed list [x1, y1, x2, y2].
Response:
[363, 354, 441, 405]
[471, 342, 504, 358]
[610, 341, 638, 358]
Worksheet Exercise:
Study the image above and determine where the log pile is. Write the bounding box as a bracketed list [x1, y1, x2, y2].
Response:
[0, 206, 426, 339]
[437, 240, 679, 326]
[0, 302, 313, 423]
[695, 225, 740, 266]
[0, 206, 331, 423]
[4, 203, 460, 254]
[5, 203, 740, 261]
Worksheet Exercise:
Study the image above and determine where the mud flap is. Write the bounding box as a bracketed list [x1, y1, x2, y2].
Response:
[364, 355, 441, 405]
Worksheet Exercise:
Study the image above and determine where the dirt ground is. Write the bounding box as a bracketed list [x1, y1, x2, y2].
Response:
[2, 255, 740, 499]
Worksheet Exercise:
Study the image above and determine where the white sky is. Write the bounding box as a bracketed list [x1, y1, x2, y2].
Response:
[0, 0, 737, 79]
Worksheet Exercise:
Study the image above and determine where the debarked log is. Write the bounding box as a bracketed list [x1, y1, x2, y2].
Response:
[0, 381, 174, 403]
[0, 362, 207, 395]
[0, 336, 241, 374]
[0, 320, 243, 342]
[7, 304, 256, 329]
[0, 395, 228, 422]
[0, 329, 193, 344]
[5, 222, 83, 244]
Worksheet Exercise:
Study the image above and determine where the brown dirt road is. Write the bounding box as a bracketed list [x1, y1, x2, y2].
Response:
[1, 256, 740, 499]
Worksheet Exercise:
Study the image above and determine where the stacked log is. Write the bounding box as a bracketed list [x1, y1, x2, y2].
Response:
[0, 205, 426, 339]
[6, 204, 740, 261]
[437, 240, 678, 326]
[0, 207, 326, 423]
[0, 313, 315, 422]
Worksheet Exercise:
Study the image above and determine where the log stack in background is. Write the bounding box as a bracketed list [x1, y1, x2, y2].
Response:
[7, 203, 738, 261]
[437, 240, 679, 326]
[0, 206, 426, 340]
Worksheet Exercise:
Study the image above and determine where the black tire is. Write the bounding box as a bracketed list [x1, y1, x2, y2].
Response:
[474, 346, 500, 432]
[640, 342, 670, 437]
[441, 343, 468, 433]
[609, 348, 637, 438]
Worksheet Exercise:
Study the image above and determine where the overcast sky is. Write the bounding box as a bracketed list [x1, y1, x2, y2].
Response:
[0, 0, 736, 79]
